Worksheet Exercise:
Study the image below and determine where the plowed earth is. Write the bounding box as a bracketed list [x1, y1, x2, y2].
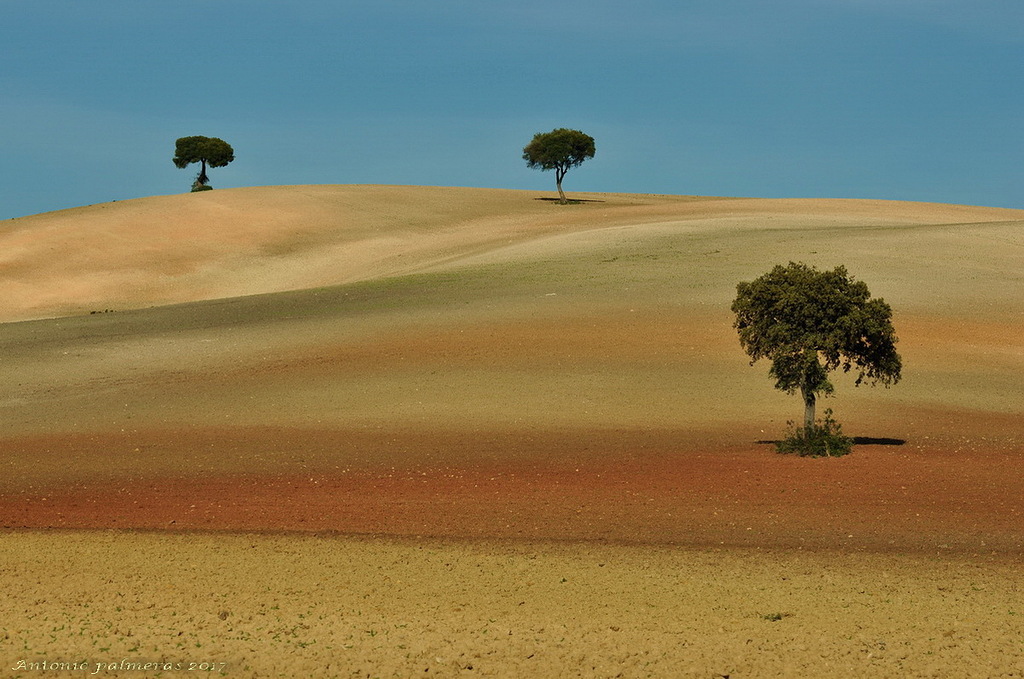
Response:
[2, 420, 1022, 555]
[2, 187, 1022, 677]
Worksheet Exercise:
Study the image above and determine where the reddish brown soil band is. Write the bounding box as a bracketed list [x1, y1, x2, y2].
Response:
[3, 426, 1020, 555]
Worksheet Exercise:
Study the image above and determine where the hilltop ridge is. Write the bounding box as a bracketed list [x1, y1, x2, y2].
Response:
[3, 184, 1022, 322]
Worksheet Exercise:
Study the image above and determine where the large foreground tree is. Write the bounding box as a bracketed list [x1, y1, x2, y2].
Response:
[522, 128, 595, 204]
[173, 136, 234, 191]
[732, 262, 902, 431]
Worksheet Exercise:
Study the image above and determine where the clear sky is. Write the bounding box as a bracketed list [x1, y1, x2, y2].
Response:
[2, 0, 1021, 219]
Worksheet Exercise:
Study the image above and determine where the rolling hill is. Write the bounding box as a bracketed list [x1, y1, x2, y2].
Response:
[4, 185, 1024, 676]
[0, 185, 1022, 550]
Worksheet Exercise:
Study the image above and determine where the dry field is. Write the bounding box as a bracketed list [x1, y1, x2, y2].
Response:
[1, 185, 1022, 677]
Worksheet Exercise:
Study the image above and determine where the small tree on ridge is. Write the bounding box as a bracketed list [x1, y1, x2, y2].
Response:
[173, 136, 234, 192]
[523, 128, 595, 204]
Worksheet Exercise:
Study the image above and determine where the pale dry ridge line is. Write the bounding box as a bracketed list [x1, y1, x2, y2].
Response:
[2, 185, 1021, 322]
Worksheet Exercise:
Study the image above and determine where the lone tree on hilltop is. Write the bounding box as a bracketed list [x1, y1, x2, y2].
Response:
[173, 136, 234, 192]
[732, 262, 901, 452]
[523, 128, 595, 204]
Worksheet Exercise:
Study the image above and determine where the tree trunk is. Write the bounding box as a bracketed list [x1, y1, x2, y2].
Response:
[800, 384, 816, 430]
[198, 159, 209, 186]
[555, 166, 567, 204]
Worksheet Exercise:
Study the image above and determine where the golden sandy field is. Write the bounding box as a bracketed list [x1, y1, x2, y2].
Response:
[1, 185, 1022, 677]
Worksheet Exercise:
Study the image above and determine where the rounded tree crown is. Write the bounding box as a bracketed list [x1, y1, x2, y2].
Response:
[522, 128, 596, 171]
[173, 136, 235, 169]
[731, 262, 902, 395]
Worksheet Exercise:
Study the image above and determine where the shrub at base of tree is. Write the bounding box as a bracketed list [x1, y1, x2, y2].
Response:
[775, 409, 853, 458]
[191, 182, 214, 192]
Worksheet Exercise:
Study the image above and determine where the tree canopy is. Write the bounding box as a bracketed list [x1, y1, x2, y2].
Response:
[173, 136, 234, 191]
[731, 262, 901, 431]
[522, 128, 595, 204]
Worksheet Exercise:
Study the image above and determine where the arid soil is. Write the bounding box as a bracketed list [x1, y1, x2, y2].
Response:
[1, 186, 1022, 677]
[4, 532, 1023, 678]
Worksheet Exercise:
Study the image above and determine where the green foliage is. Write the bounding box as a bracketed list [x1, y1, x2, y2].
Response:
[732, 262, 901, 397]
[775, 409, 853, 457]
[173, 136, 234, 189]
[522, 128, 595, 203]
[732, 262, 901, 448]
[732, 261, 901, 430]
[522, 128, 595, 173]
[191, 182, 214, 192]
[173, 136, 234, 170]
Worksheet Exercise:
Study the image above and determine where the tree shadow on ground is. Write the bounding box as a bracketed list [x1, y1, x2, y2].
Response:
[535, 197, 606, 204]
[851, 436, 906, 445]
[756, 437, 906, 446]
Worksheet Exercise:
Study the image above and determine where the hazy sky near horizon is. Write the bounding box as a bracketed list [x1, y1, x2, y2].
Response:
[2, 0, 1021, 219]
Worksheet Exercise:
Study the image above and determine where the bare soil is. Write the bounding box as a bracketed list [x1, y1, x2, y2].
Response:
[1, 186, 1022, 677]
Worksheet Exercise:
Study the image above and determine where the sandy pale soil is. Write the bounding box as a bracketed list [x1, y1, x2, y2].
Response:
[1, 186, 1023, 677]
[3, 532, 1023, 678]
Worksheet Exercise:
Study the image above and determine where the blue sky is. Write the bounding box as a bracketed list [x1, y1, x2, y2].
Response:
[2, 0, 1021, 219]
